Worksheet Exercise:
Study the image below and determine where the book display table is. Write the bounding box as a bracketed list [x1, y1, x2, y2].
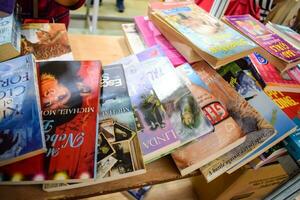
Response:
[0, 35, 200, 200]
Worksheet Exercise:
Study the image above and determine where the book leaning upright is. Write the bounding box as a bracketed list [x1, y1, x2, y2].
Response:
[150, 4, 259, 68]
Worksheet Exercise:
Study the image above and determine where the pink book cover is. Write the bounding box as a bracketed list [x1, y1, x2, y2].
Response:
[249, 53, 300, 87]
[134, 16, 186, 67]
[287, 66, 300, 83]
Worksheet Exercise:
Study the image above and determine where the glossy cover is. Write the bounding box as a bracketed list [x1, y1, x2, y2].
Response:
[171, 63, 245, 176]
[0, 55, 45, 167]
[21, 23, 73, 61]
[155, 5, 257, 59]
[194, 61, 275, 182]
[224, 15, 300, 63]
[0, 60, 101, 184]
[134, 16, 186, 66]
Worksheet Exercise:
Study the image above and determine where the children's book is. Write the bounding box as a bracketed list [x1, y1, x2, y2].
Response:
[151, 4, 258, 68]
[217, 61, 297, 174]
[0, 60, 101, 184]
[224, 15, 300, 72]
[121, 23, 146, 54]
[193, 61, 275, 182]
[248, 53, 300, 93]
[134, 16, 186, 66]
[0, 13, 20, 62]
[21, 23, 73, 61]
[0, 55, 45, 167]
[171, 63, 246, 176]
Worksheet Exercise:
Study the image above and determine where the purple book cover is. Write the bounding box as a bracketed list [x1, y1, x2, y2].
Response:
[117, 46, 180, 163]
[225, 15, 300, 63]
[134, 16, 186, 67]
[0, 0, 15, 16]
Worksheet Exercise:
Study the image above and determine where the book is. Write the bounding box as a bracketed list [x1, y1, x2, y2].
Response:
[170, 63, 246, 176]
[192, 60, 275, 182]
[248, 53, 300, 93]
[223, 15, 300, 72]
[20, 23, 73, 61]
[0, 0, 16, 17]
[134, 16, 186, 67]
[43, 64, 145, 191]
[287, 65, 300, 83]
[217, 61, 297, 174]
[121, 23, 146, 54]
[151, 4, 258, 68]
[0, 60, 102, 184]
[0, 54, 45, 167]
[266, 22, 300, 50]
[0, 13, 21, 62]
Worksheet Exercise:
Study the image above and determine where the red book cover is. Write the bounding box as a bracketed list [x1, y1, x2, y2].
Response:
[0, 61, 102, 184]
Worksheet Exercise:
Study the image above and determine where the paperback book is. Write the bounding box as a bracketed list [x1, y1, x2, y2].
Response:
[248, 53, 300, 93]
[224, 15, 300, 71]
[171, 63, 246, 176]
[193, 61, 275, 182]
[0, 55, 45, 167]
[0, 60, 102, 184]
[0, 13, 20, 62]
[21, 23, 73, 61]
[218, 61, 297, 173]
[151, 4, 258, 68]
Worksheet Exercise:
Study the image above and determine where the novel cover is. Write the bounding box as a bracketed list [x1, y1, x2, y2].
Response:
[0, 60, 101, 184]
[21, 23, 73, 61]
[0, 55, 45, 167]
[171, 63, 245, 176]
[193, 61, 275, 182]
[155, 4, 257, 59]
[224, 15, 300, 63]
[218, 61, 297, 173]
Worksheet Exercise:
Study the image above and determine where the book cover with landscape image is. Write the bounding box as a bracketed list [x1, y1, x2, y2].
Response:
[0, 60, 101, 184]
[21, 23, 73, 61]
[0, 55, 45, 167]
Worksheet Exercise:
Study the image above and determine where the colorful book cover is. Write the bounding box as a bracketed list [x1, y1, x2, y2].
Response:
[224, 15, 300, 63]
[21, 23, 73, 61]
[193, 61, 275, 182]
[155, 4, 257, 59]
[0, 60, 101, 184]
[218, 62, 297, 173]
[287, 65, 300, 83]
[171, 63, 245, 176]
[134, 16, 186, 66]
[117, 46, 181, 163]
[0, 13, 21, 62]
[248, 53, 300, 93]
[0, 55, 45, 167]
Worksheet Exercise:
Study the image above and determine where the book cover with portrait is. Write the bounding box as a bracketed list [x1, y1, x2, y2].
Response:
[0, 60, 102, 184]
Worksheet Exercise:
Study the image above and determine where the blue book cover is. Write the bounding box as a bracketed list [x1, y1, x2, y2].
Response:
[218, 62, 297, 170]
[0, 54, 45, 166]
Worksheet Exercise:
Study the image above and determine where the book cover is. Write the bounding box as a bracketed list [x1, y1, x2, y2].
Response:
[0, 61, 101, 184]
[193, 61, 275, 182]
[121, 23, 146, 54]
[0, 54, 45, 167]
[224, 15, 300, 63]
[20, 23, 73, 61]
[134, 16, 186, 67]
[118, 47, 181, 163]
[287, 65, 300, 83]
[171, 63, 245, 176]
[0, 0, 16, 17]
[248, 53, 300, 93]
[218, 62, 297, 173]
[154, 5, 257, 60]
[0, 13, 21, 62]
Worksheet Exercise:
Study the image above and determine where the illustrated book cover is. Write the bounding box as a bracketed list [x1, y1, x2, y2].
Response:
[0, 54, 45, 167]
[224, 15, 300, 71]
[192, 61, 275, 182]
[217, 61, 297, 173]
[248, 53, 300, 93]
[0, 60, 102, 184]
[170, 63, 246, 176]
[152, 4, 258, 68]
[0, 13, 20, 62]
[21, 23, 73, 61]
[134, 16, 186, 67]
